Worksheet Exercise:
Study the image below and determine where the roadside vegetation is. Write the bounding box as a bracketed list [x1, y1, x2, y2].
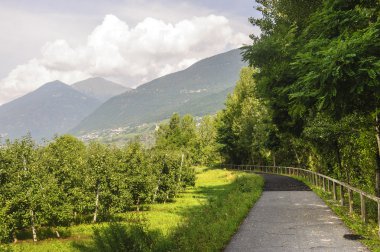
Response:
[217, 0, 380, 196]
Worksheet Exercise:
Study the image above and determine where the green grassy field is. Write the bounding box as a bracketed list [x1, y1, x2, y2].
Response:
[10, 167, 263, 252]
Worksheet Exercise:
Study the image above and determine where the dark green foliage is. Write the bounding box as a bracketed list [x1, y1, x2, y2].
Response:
[217, 67, 274, 164]
[235, 0, 380, 195]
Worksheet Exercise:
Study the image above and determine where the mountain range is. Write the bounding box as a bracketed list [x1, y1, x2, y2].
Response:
[0, 77, 128, 140]
[0, 49, 246, 141]
[71, 49, 246, 135]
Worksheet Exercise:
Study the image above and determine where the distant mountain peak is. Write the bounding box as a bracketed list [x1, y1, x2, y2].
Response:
[0, 81, 101, 140]
[39, 80, 67, 88]
[72, 77, 131, 102]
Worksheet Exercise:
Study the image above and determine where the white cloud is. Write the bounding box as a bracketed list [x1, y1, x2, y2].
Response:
[0, 14, 250, 105]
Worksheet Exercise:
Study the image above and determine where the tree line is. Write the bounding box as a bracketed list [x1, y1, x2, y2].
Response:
[217, 0, 380, 195]
[0, 114, 220, 243]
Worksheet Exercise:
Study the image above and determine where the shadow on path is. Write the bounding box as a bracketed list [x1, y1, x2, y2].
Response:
[257, 173, 311, 191]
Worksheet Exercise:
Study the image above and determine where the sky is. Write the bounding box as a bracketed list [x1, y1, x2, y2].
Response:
[0, 0, 260, 105]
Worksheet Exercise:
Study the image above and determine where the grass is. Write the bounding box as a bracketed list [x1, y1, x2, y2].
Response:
[10, 167, 264, 252]
[292, 175, 380, 252]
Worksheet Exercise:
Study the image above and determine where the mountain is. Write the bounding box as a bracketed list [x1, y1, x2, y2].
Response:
[0, 81, 101, 140]
[71, 49, 246, 135]
[72, 77, 131, 102]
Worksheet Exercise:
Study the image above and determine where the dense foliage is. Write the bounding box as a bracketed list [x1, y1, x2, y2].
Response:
[217, 0, 380, 194]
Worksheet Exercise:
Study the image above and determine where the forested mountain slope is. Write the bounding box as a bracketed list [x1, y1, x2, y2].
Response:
[71, 49, 246, 134]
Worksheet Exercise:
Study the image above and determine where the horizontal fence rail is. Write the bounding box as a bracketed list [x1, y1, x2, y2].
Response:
[222, 164, 380, 237]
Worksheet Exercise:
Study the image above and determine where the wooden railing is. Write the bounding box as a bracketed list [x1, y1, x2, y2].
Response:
[222, 164, 380, 237]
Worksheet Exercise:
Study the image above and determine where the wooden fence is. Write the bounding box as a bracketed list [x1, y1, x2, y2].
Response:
[222, 164, 380, 237]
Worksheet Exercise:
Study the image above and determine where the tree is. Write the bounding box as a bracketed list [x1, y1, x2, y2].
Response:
[42, 135, 89, 221]
[118, 142, 156, 211]
[242, 0, 380, 194]
[217, 67, 272, 164]
[196, 116, 221, 165]
[0, 136, 70, 242]
[85, 141, 115, 222]
[287, 0, 380, 194]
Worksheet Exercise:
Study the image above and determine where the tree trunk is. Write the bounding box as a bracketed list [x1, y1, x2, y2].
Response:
[375, 113, 380, 197]
[13, 233, 18, 243]
[55, 229, 60, 238]
[93, 184, 100, 223]
[334, 140, 344, 180]
[153, 179, 160, 203]
[179, 153, 184, 183]
[136, 197, 140, 212]
[272, 152, 276, 167]
[293, 148, 301, 166]
[30, 209, 37, 242]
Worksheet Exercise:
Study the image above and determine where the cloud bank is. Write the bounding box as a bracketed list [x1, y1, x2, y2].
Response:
[0, 14, 249, 105]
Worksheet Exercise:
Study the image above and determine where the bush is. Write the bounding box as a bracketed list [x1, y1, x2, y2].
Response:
[92, 221, 156, 252]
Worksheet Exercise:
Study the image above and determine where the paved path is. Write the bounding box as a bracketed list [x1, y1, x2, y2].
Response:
[225, 173, 369, 252]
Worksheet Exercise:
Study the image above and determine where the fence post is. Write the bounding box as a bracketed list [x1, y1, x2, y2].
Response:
[378, 200, 380, 237]
[315, 174, 318, 186]
[322, 177, 326, 191]
[314, 174, 317, 186]
[333, 182, 337, 201]
[361, 193, 366, 223]
[327, 179, 330, 192]
[340, 185, 344, 206]
[348, 189, 353, 214]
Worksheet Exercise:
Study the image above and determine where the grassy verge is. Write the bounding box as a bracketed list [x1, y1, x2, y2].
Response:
[167, 170, 263, 251]
[292, 175, 380, 252]
[10, 167, 263, 252]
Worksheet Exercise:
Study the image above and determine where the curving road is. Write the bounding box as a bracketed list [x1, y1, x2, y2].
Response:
[224, 173, 369, 252]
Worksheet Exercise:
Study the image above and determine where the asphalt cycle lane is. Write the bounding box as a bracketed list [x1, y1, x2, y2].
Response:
[225, 173, 368, 252]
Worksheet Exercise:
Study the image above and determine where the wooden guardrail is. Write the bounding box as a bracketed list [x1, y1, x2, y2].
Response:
[222, 164, 380, 237]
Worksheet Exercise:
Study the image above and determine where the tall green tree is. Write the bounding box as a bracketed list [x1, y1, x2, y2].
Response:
[288, 0, 380, 194]
[118, 142, 156, 211]
[85, 141, 115, 222]
[217, 67, 272, 164]
[243, 0, 380, 194]
[42, 135, 89, 220]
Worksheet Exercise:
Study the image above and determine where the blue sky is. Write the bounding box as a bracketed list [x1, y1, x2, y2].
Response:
[0, 0, 260, 104]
